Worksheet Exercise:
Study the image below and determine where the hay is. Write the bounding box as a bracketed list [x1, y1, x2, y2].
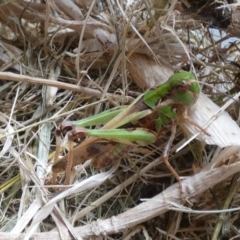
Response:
[1, 1, 240, 239]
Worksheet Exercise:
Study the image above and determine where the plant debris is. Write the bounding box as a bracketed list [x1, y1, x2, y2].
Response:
[1, 1, 240, 239]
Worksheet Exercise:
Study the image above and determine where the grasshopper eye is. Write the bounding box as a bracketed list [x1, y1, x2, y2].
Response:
[177, 80, 188, 87]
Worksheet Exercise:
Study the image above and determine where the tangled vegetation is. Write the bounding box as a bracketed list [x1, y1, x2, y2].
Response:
[1, 0, 240, 239]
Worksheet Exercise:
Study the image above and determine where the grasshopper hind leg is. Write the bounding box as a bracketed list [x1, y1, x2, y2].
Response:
[52, 122, 75, 185]
[162, 124, 183, 193]
[64, 132, 74, 185]
[51, 128, 62, 185]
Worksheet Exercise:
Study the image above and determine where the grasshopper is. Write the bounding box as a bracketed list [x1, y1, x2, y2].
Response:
[52, 71, 207, 188]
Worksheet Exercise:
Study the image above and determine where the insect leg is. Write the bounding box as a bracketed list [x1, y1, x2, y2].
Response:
[64, 132, 74, 185]
[52, 128, 62, 185]
[162, 124, 182, 192]
[181, 113, 210, 136]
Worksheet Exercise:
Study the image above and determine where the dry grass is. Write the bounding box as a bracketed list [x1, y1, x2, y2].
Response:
[1, 0, 240, 239]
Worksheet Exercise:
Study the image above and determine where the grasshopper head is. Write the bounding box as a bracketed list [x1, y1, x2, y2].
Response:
[143, 71, 201, 109]
[168, 71, 200, 106]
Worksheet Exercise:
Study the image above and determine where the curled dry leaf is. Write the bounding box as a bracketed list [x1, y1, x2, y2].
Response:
[127, 53, 174, 89]
[180, 93, 240, 147]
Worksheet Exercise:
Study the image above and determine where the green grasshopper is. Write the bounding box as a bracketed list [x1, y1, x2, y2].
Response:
[52, 71, 207, 188]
